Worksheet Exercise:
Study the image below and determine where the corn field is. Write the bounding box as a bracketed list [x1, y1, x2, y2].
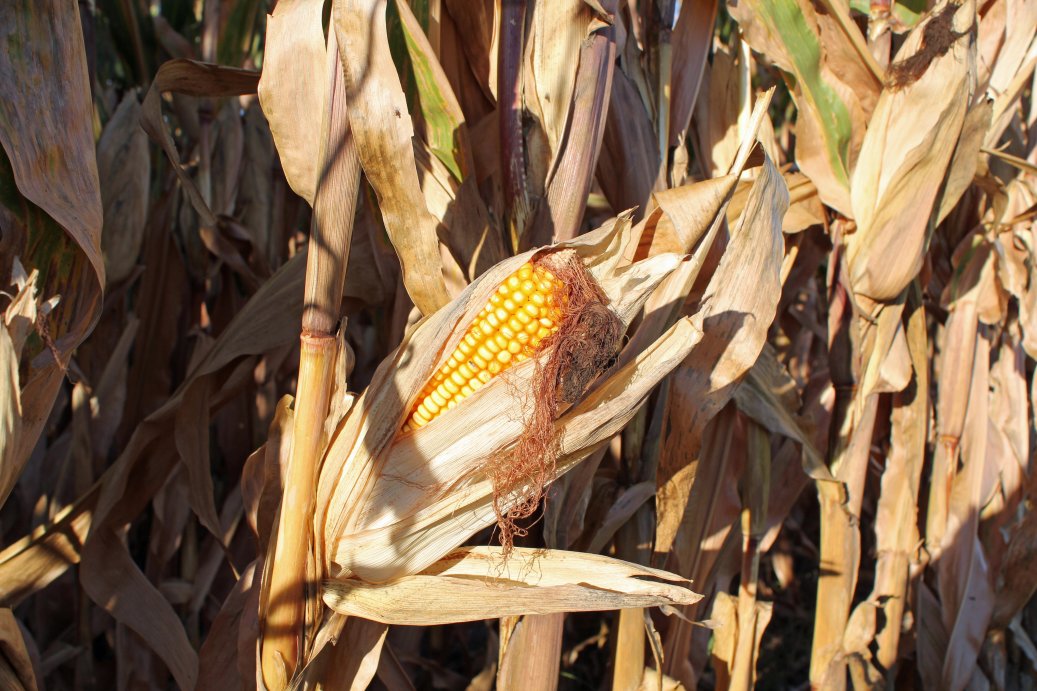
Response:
[1, 0, 1036, 688]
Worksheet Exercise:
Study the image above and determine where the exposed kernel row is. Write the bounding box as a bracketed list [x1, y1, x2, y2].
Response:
[403, 261, 565, 431]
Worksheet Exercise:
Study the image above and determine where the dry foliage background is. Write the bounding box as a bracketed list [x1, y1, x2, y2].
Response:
[0, 0, 1036, 689]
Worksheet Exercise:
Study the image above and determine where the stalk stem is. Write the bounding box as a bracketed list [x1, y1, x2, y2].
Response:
[260, 24, 360, 688]
[261, 335, 337, 688]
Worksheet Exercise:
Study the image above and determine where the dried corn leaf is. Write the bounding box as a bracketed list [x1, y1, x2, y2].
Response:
[656, 155, 788, 560]
[936, 99, 991, 226]
[669, 0, 719, 146]
[197, 563, 256, 690]
[926, 347, 975, 557]
[597, 67, 659, 219]
[323, 547, 701, 624]
[288, 616, 388, 691]
[691, 46, 744, 178]
[709, 592, 772, 691]
[258, 0, 326, 204]
[239, 102, 277, 265]
[730, 0, 879, 214]
[333, 0, 451, 315]
[97, 94, 150, 285]
[0, 609, 37, 691]
[985, 329, 1028, 512]
[863, 286, 928, 671]
[0, 0, 104, 288]
[0, 266, 40, 508]
[620, 96, 777, 374]
[998, 188, 1037, 359]
[442, 0, 497, 102]
[0, 327, 20, 511]
[733, 345, 839, 502]
[659, 406, 742, 679]
[413, 142, 504, 280]
[0, 0, 104, 478]
[810, 392, 880, 689]
[140, 59, 260, 228]
[994, 502, 1037, 626]
[586, 481, 656, 554]
[0, 498, 93, 607]
[393, 0, 472, 181]
[640, 668, 685, 691]
[985, 0, 1037, 95]
[846, 0, 975, 302]
[726, 172, 824, 233]
[938, 331, 995, 690]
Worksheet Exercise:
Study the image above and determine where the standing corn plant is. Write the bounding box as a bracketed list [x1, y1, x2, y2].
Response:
[1, 0, 1037, 689]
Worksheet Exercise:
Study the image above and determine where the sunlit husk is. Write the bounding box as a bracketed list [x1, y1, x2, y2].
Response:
[314, 217, 696, 583]
[323, 547, 702, 625]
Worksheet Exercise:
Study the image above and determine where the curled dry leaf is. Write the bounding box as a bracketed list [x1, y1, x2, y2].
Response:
[97, 94, 150, 285]
[333, 0, 451, 315]
[0, 0, 104, 483]
[139, 58, 259, 228]
[846, 0, 976, 303]
[257, 0, 327, 205]
[323, 547, 701, 625]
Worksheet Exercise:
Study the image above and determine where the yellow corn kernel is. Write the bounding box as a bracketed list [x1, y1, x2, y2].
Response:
[403, 261, 565, 430]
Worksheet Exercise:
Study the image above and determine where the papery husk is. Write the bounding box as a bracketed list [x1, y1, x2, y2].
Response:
[315, 216, 698, 583]
[322, 547, 702, 624]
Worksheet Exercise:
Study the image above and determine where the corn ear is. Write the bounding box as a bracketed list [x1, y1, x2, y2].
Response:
[404, 261, 564, 431]
[314, 216, 694, 583]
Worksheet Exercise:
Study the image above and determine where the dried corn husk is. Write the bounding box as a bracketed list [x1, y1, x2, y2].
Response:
[315, 216, 700, 583]
[323, 547, 702, 624]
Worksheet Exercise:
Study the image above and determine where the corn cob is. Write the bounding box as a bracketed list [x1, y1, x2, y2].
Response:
[403, 261, 564, 431]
